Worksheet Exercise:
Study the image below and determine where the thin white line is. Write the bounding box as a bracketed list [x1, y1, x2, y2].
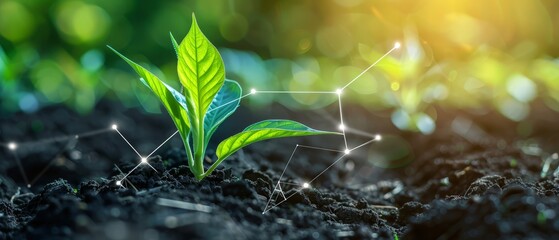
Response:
[255, 91, 336, 94]
[11, 151, 30, 186]
[114, 164, 138, 191]
[308, 155, 346, 184]
[263, 145, 299, 213]
[145, 162, 159, 173]
[278, 181, 301, 186]
[297, 145, 344, 153]
[349, 138, 378, 151]
[338, 95, 348, 150]
[1, 128, 110, 148]
[341, 46, 398, 90]
[121, 163, 142, 180]
[263, 188, 303, 214]
[344, 127, 379, 138]
[114, 129, 142, 158]
[146, 130, 179, 158]
[29, 138, 77, 186]
[206, 93, 252, 114]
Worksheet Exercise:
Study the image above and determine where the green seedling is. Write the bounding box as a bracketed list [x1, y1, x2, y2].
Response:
[109, 14, 338, 180]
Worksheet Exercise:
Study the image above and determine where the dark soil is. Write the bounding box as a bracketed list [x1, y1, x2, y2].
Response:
[1, 101, 559, 239]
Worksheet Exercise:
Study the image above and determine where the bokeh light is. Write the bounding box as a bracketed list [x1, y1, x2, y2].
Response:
[1, 0, 559, 133]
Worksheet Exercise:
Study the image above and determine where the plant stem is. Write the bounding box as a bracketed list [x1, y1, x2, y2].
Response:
[184, 134, 195, 173]
[192, 117, 205, 180]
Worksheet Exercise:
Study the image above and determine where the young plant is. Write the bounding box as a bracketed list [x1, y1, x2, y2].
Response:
[109, 14, 338, 180]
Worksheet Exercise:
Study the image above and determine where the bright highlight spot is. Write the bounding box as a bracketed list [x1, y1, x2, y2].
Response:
[390, 82, 400, 91]
[27, 184, 31, 188]
[8, 142, 17, 150]
[141, 157, 147, 163]
[111, 124, 118, 130]
[394, 42, 401, 49]
[302, 182, 310, 188]
[250, 89, 257, 94]
[374, 134, 382, 141]
[344, 149, 351, 155]
[336, 89, 343, 95]
[116, 180, 122, 186]
[339, 124, 346, 131]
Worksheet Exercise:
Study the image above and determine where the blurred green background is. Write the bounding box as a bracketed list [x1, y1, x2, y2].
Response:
[1, 0, 559, 134]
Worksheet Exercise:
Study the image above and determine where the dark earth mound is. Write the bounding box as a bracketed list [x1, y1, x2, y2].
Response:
[1, 101, 559, 239]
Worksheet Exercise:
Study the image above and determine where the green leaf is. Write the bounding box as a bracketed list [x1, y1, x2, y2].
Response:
[170, 32, 180, 58]
[139, 77, 187, 110]
[177, 14, 225, 128]
[108, 46, 190, 138]
[215, 120, 340, 164]
[204, 79, 242, 146]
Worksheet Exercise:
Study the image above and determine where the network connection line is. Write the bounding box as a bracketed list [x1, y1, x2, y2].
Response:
[252, 90, 337, 94]
[206, 92, 253, 114]
[11, 150, 30, 188]
[2, 41, 399, 215]
[340, 43, 400, 91]
[3, 128, 109, 188]
[146, 130, 179, 159]
[261, 43, 399, 213]
[262, 135, 382, 214]
[113, 126, 143, 158]
[338, 94, 349, 150]
[114, 164, 138, 191]
[297, 144, 345, 153]
[112, 128, 181, 185]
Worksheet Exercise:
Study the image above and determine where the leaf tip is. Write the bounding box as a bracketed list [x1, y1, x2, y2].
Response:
[191, 12, 198, 25]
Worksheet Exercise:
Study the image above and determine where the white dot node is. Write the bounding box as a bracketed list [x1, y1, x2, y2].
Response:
[339, 124, 346, 131]
[116, 180, 122, 186]
[394, 42, 401, 49]
[8, 142, 17, 151]
[141, 157, 148, 163]
[344, 149, 351, 155]
[336, 89, 343, 95]
[374, 134, 382, 141]
[302, 182, 310, 189]
[111, 124, 118, 130]
[27, 184, 31, 188]
[250, 89, 257, 94]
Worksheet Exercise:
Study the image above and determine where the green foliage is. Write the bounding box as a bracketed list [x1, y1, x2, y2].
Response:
[110, 14, 338, 180]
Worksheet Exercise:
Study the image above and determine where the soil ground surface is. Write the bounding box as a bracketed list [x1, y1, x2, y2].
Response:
[1, 101, 559, 239]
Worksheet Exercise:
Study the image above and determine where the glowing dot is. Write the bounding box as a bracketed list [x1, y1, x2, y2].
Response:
[344, 149, 351, 155]
[111, 124, 118, 130]
[250, 89, 257, 94]
[302, 182, 310, 188]
[390, 82, 400, 91]
[374, 134, 382, 141]
[394, 42, 401, 49]
[339, 124, 346, 131]
[141, 157, 147, 163]
[336, 89, 343, 95]
[27, 184, 31, 188]
[116, 180, 122, 186]
[8, 142, 17, 150]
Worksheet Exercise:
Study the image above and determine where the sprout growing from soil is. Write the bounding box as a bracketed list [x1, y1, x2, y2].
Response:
[109, 14, 339, 180]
